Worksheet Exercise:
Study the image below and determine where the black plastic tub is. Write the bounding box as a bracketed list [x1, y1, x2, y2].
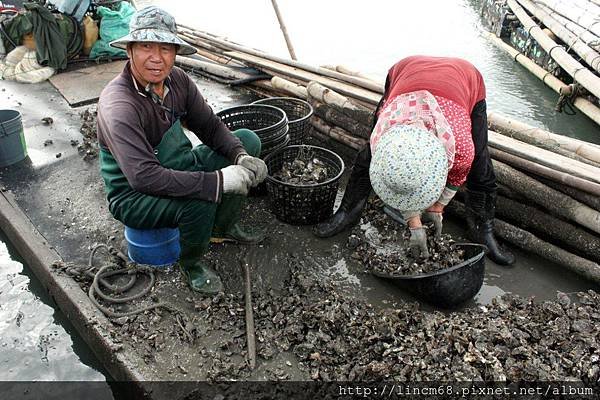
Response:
[372, 243, 487, 308]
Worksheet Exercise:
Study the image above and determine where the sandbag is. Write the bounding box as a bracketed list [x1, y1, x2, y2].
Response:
[89, 2, 134, 59]
[1, 45, 55, 82]
[0, 45, 28, 79]
[22, 32, 35, 50]
[82, 15, 98, 55]
[14, 49, 55, 83]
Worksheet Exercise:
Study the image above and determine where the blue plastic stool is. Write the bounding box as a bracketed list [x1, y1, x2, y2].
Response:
[124, 226, 181, 268]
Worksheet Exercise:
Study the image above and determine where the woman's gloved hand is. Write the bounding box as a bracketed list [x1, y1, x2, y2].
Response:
[422, 211, 443, 240]
[424, 202, 444, 240]
[221, 165, 253, 195]
[409, 226, 430, 259]
[236, 154, 268, 186]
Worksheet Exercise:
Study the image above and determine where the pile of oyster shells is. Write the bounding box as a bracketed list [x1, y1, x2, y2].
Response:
[193, 261, 600, 383]
[351, 198, 467, 275]
[272, 154, 330, 185]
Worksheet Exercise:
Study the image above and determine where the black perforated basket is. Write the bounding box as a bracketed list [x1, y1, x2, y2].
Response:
[264, 145, 345, 225]
[252, 97, 313, 145]
[216, 104, 289, 156]
[262, 132, 290, 158]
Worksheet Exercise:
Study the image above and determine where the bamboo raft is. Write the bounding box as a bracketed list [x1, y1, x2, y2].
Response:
[482, 0, 600, 124]
[172, 19, 600, 285]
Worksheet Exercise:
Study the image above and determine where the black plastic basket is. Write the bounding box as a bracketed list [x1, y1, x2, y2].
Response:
[262, 131, 290, 156]
[264, 145, 345, 225]
[253, 97, 313, 145]
[216, 105, 289, 153]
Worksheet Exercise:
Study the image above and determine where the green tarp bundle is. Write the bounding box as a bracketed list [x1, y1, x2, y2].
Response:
[2, 2, 82, 70]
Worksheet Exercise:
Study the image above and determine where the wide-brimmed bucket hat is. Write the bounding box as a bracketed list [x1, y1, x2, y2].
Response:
[370, 124, 447, 214]
[110, 6, 196, 56]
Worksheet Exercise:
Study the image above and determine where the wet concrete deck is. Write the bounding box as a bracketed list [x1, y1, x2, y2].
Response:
[0, 64, 597, 394]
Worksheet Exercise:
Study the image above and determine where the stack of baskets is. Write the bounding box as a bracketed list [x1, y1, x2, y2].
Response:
[216, 104, 289, 159]
[217, 99, 343, 221]
[264, 145, 345, 225]
[252, 97, 313, 145]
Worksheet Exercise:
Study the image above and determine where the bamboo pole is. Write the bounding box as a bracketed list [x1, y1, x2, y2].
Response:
[535, 0, 600, 38]
[485, 32, 600, 126]
[496, 195, 600, 263]
[269, 0, 297, 60]
[179, 32, 226, 54]
[220, 50, 381, 104]
[246, 85, 286, 100]
[241, 258, 256, 370]
[488, 131, 600, 184]
[311, 116, 368, 150]
[492, 160, 600, 234]
[447, 201, 600, 284]
[507, 0, 600, 100]
[489, 147, 600, 196]
[537, 4, 600, 50]
[310, 100, 372, 139]
[488, 112, 600, 164]
[320, 64, 382, 84]
[306, 81, 375, 126]
[175, 56, 252, 80]
[516, 0, 600, 72]
[539, 177, 600, 212]
[270, 76, 308, 99]
[193, 48, 246, 67]
[177, 27, 384, 93]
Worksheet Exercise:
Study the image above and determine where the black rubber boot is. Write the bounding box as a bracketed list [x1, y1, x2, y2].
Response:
[465, 189, 516, 266]
[210, 224, 267, 244]
[313, 160, 371, 238]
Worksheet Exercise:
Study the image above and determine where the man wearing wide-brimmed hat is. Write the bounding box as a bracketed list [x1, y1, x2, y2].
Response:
[97, 6, 268, 293]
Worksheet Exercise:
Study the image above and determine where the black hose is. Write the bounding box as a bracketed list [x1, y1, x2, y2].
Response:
[178, 64, 271, 86]
[229, 74, 273, 86]
[0, 17, 17, 49]
[65, 14, 83, 58]
[67, 55, 128, 64]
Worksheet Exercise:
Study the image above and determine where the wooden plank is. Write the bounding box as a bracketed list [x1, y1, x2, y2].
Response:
[223, 50, 382, 105]
[488, 130, 600, 184]
[49, 61, 126, 107]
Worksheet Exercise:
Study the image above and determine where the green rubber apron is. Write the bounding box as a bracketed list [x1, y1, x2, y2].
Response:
[99, 118, 249, 253]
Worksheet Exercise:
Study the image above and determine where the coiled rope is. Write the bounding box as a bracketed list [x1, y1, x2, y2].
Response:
[86, 243, 173, 318]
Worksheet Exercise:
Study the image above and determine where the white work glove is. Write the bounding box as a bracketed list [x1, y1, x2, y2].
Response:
[236, 154, 268, 187]
[422, 211, 443, 241]
[409, 227, 430, 259]
[221, 165, 253, 196]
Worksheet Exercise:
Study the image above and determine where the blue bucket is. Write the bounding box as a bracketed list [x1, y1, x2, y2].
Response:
[0, 110, 28, 167]
[124, 226, 181, 268]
